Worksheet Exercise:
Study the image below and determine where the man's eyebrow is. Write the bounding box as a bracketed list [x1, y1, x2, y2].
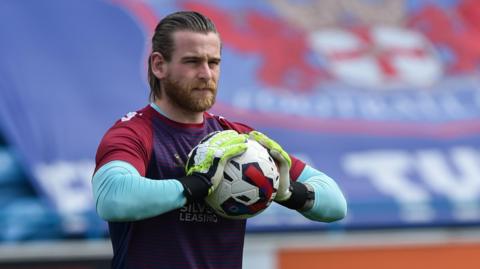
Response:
[181, 56, 221, 61]
[181, 56, 201, 61]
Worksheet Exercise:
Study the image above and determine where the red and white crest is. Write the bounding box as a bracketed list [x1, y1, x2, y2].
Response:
[309, 26, 443, 88]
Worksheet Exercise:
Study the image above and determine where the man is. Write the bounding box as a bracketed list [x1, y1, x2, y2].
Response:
[93, 11, 347, 269]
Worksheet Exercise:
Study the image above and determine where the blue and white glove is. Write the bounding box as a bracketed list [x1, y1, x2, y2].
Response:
[179, 130, 248, 203]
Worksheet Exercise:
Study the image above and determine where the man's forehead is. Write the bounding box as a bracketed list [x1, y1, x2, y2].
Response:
[171, 30, 221, 59]
[172, 31, 220, 46]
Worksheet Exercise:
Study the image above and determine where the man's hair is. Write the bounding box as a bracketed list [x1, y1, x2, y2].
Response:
[148, 11, 219, 101]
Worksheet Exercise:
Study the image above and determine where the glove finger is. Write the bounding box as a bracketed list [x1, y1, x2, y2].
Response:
[201, 130, 239, 145]
[217, 134, 248, 148]
[220, 143, 248, 160]
[248, 131, 269, 147]
[210, 143, 248, 187]
[199, 130, 223, 144]
[275, 189, 291, 202]
[206, 130, 241, 147]
[185, 145, 215, 175]
[186, 130, 242, 166]
[275, 170, 292, 202]
[249, 131, 283, 154]
[269, 149, 292, 169]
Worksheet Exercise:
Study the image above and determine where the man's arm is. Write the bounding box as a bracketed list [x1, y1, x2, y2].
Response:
[295, 165, 347, 222]
[92, 160, 186, 221]
[93, 130, 249, 222]
[248, 131, 347, 222]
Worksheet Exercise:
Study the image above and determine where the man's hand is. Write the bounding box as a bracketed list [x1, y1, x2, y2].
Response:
[179, 130, 248, 202]
[249, 130, 292, 201]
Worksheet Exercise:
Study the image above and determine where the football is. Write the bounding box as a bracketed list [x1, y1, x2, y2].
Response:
[206, 139, 280, 219]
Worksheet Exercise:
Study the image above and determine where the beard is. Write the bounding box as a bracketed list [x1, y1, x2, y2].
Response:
[162, 75, 217, 112]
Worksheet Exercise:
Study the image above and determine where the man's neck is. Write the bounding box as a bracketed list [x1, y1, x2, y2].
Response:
[153, 99, 204, 124]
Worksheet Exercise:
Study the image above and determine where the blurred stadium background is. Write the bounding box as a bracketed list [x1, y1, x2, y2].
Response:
[1, 0, 480, 268]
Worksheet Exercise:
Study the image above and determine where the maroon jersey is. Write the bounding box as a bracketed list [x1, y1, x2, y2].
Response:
[95, 105, 305, 269]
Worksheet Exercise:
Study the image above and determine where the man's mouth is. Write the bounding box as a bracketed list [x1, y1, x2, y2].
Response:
[193, 87, 214, 93]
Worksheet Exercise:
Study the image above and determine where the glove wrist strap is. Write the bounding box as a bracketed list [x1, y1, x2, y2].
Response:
[177, 173, 212, 203]
[277, 181, 315, 211]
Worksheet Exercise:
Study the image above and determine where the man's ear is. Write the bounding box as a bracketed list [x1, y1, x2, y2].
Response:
[151, 52, 167, 79]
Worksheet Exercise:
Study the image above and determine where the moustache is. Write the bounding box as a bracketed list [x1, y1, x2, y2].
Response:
[192, 82, 216, 92]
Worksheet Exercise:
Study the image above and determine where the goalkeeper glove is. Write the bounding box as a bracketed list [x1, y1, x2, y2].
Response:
[249, 131, 314, 211]
[249, 130, 292, 201]
[179, 130, 248, 203]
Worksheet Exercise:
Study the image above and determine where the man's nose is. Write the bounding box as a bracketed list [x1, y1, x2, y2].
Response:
[197, 62, 213, 80]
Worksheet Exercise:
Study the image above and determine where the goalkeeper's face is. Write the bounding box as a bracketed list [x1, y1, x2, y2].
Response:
[162, 31, 221, 112]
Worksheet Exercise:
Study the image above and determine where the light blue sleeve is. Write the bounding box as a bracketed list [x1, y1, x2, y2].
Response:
[296, 165, 347, 222]
[92, 160, 187, 221]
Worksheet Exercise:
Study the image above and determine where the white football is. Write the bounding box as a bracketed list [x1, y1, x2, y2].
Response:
[205, 139, 280, 219]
